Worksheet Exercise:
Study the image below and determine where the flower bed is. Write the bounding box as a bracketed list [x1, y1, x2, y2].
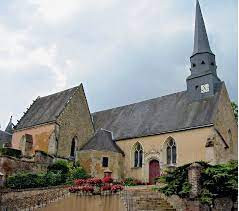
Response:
[69, 177, 124, 195]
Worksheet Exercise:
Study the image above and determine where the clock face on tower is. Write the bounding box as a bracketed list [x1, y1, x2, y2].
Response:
[201, 84, 210, 93]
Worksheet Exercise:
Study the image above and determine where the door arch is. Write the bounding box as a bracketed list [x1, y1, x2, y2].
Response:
[149, 160, 160, 184]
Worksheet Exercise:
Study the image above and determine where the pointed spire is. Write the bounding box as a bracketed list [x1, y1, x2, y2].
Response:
[192, 0, 213, 56]
[5, 116, 14, 134]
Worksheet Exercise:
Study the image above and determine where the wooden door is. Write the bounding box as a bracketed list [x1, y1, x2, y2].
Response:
[149, 160, 160, 184]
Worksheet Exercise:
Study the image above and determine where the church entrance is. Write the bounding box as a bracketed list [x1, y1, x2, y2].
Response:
[149, 160, 160, 184]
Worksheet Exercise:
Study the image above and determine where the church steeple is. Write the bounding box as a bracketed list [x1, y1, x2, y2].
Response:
[5, 116, 14, 134]
[186, 0, 220, 101]
[192, 0, 212, 56]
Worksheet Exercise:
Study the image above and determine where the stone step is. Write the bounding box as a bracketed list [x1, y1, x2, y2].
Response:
[122, 188, 176, 211]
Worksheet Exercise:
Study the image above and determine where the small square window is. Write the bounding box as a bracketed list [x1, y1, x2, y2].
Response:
[102, 157, 109, 167]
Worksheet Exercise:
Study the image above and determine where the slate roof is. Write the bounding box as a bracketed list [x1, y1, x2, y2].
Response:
[92, 83, 223, 141]
[81, 129, 124, 155]
[0, 130, 12, 146]
[15, 85, 80, 130]
[192, 0, 213, 56]
[5, 116, 14, 134]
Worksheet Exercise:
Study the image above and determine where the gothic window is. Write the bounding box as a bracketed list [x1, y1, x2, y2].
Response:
[211, 62, 215, 66]
[192, 63, 196, 67]
[166, 139, 176, 165]
[102, 157, 109, 167]
[201, 60, 205, 64]
[70, 138, 76, 157]
[133, 142, 143, 167]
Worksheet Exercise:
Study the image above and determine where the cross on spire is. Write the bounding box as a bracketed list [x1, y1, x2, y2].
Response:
[192, 0, 213, 56]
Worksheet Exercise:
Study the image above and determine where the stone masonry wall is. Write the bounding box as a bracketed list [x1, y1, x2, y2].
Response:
[78, 150, 124, 179]
[0, 155, 49, 182]
[0, 185, 69, 210]
[213, 83, 238, 161]
[57, 84, 95, 158]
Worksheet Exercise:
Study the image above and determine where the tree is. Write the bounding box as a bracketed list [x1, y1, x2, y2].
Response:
[231, 102, 238, 122]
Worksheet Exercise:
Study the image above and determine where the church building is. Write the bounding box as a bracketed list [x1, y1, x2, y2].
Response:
[11, 1, 237, 184]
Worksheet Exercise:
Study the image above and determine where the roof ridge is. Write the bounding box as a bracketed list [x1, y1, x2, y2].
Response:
[93, 90, 186, 114]
[37, 84, 81, 99]
[15, 84, 82, 130]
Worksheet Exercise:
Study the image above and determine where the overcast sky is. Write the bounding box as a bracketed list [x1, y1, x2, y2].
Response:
[0, 0, 237, 129]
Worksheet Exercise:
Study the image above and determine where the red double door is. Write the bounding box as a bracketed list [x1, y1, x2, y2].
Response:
[149, 160, 160, 184]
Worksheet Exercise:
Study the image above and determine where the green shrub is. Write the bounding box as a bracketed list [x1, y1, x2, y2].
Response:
[6, 171, 65, 189]
[70, 166, 89, 180]
[0, 148, 22, 158]
[159, 163, 195, 198]
[158, 161, 238, 205]
[199, 160, 238, 204]
[45, 171, 62, 186]
[47, 160, 70, 174]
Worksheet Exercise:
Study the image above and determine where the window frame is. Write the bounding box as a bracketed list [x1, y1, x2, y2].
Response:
[133, 142, 143, 168]
[166, 139, 177, 165]
[102, 157, 109, 167]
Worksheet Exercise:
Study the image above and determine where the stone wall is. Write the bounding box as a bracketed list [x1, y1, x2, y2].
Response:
[0, 185, 69, 210]
[78, 150, 124, 179]
[0, 155, 50, 182]
[213, 83, 238, 161]
[12, 123, 55, 155]
[57, 84, 95, 158]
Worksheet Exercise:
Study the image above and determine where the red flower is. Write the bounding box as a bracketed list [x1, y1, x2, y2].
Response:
[82, 185, 94, 193]
[69, 186, 83, 193]
[102, 176, 113, 183]
[86, 178, 102, 185]
[74, 179, 85, 186]
[101, 185, 112, 191]
[111, 184, 123, 192]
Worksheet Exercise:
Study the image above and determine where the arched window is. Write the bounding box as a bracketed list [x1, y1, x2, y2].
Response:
[133, 142, 143, 167]
[70, 138, 76, 157]
[166, 139, 176, 165]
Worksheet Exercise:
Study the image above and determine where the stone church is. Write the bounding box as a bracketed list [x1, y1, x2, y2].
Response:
[11, 1, 237, 184]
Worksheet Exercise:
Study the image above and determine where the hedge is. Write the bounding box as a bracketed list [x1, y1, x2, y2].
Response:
[6, 171, 63, 189]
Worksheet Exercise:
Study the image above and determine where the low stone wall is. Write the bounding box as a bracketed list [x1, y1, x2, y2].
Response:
[0, 155, 50, 183]
[0, 185, 70, 210]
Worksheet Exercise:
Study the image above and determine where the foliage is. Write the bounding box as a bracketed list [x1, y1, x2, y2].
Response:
[47, 160, 71, 183]
[231, 102, 238, 122]
[158, 161, 238, 206]
[70, 166, 89, 180]
[48, 160, 70, 175]
[199, 160, 238, 205]
[6, 171, 63, 189]
[122, 177, 146, 186]
[45, 171, 62, 186]
[158, 163, 194, 198]
[0, 148, 22, 159]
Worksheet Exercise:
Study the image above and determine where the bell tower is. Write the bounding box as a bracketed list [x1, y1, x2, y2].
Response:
[187, 0, 221, 101]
